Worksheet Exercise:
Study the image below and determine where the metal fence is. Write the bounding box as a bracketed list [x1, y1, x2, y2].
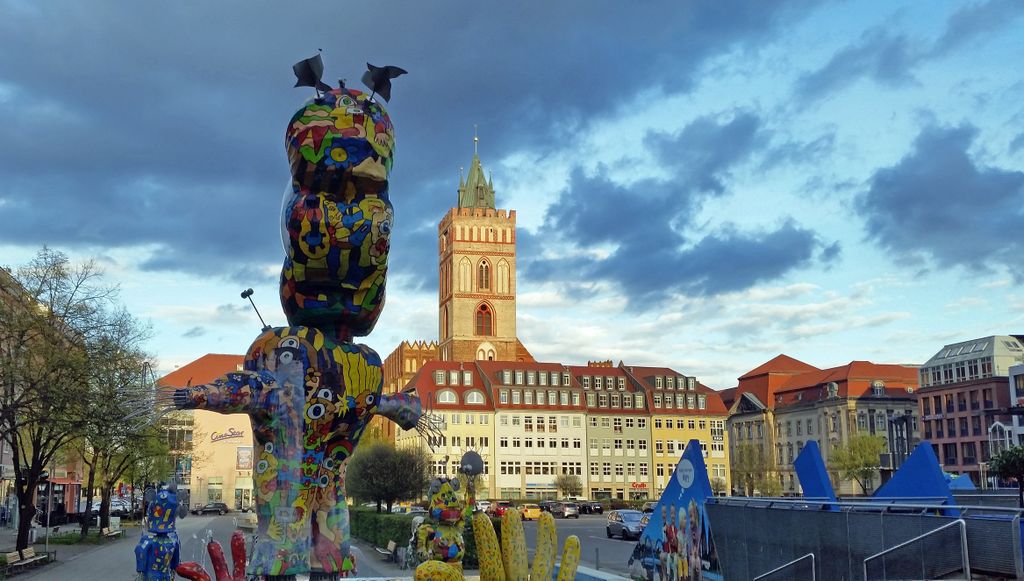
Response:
[862, 519, 968, 581]
[707, 498, 1023, 581]
[752, 553, 815, 581]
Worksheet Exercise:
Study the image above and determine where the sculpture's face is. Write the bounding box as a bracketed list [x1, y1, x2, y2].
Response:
[281, 88, 395, 339]
[427, 478, 464, 525]
[147, 482, 178, 533]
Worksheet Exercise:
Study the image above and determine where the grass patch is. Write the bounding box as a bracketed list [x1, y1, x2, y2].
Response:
[34, 530, 115, 545]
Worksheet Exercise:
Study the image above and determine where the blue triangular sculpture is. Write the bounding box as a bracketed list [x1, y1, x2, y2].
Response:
[873, 442, 957, 513]
[794, 440, 837, 506]
[949, 473, 977, 490]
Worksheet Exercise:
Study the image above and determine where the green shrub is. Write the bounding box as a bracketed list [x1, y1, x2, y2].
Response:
[350, 509, 503, 571]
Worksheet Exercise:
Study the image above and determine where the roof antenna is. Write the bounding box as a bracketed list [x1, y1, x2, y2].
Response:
[241, 288, 272, 332]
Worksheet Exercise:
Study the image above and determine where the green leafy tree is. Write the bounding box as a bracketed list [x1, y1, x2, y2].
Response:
[0, 249, 131, 550]
[829, 434, 886, 494]
[988, 445, 1024, 508]
[345, 442, 430, 512]
[733, 443, 777, 496]
[553, 473, 583, 498]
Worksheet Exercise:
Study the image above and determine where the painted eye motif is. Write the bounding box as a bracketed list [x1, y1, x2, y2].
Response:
[378, 219, 391, 235]
[158, 491, 168, 499]
[279, 352, 294, 365]
[318, 475, 330, 487]
[280, 337, 299, 350]
[317, 388, 333, 401]
[363, 393, 377, 407]
[264, 442, 274, 454]
[324, 458, 335, 470]
[307, 403, 326, 420]
[256, 460, 269, 474]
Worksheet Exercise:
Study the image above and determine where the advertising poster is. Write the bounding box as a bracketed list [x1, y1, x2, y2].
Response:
[628, 439, 721, 581]
[236, 446, 253, 470]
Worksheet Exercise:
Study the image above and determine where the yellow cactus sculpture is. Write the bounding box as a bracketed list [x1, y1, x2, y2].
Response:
[473, 509, 581, 581]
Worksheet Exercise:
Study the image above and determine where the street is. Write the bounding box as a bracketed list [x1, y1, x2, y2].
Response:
[520, 513, 638, 577]
[19, 514, 395, 581]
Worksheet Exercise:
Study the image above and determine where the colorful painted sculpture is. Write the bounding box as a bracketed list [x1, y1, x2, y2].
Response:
[472, 509, 581, 581]
[134, 482, 181, 581]
[165, 82, 435, 579]
[412, 477, 472, 580]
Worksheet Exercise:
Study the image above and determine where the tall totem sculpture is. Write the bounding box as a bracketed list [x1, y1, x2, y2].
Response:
[134, 482, 181, 581]
[165, 61, 434, 580]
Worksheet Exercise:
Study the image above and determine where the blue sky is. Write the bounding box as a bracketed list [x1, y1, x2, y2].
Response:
[1, 0, 1022, 388]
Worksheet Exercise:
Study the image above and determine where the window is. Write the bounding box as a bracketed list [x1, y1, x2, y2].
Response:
[626, 418, 635, 428]
[618, 377, 626, 390]
[615, 464, 624, 476]
[434, 370, 445, 385]
[561, 438, 569, 448]
[627, 463, 636, 476]
[500, 416, 509, 426]
[512, 415, 521, 426]
[686, 394, 695, 409]
[638, 440, 648, 452]
[655, 419, 663, 429]
[639, 463, 649, 477]
[582, 376, 591, 389]
[595, 376, 603, 389]
[537, 391, 546, 405]
[502, 370, 512, 384]
[573, 438, 581, 448]
[602, 438, 611, 451]
[524, 417, 533, 432]
[563, 373, 571, 385]
[539, 372, 548, 386]
[626, 439, 635, 450]
[561, 392, 569, 406]
[437, 390, 457, 404]
[463, 371, 472, 385]
[478, 259, 490, 290]
[475, 304, 493, 335]
[573, 416, 582, 427]
[590, 463, 600, 477]
[614, 439, 623, 450]
[638, 418, 647, 429]
[655, 440, 664, 454]
[481, 415, 489, 425]
[512, 437, 521, 448]
[527, 371, 536, 385]
[499, 437, 509, 448]
[698, 395, 706, 410]
[465, 391, 485, 405]
[635, 394, 644, 408]
[511, 391, 521, 405]
[590, 438, 599, 449]
[598, 393, 609, 407]
[611, 394, 620, 407]
[524, 391, 534, 405]
[515, 370, 524, 385]
[586, 393, 596, 407]
[623, 395, 633, 409]
[655, 377, 663, 388]
[572, 393, 581, 406]
[613, 418, 623, 433]
[589, 416, 598, 427]
[601, 417, 610, 428]
[602, 463, 611, 476]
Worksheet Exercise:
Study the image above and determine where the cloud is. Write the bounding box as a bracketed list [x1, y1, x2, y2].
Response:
[0, 0, 823, 284]
[796, 0, 1024, 103]
[1010, 132, 1024, 154]
[182, 326, 206, 338]
[520, 111, 833, 306]
[857, 123, 1024, 274]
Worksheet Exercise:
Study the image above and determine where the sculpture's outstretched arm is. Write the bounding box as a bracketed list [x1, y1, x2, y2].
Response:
[167, 371, 273, 415]
[376, 392, 445, 449]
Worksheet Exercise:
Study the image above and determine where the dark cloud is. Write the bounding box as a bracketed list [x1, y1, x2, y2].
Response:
[796, 0, 1022, 103]
[0, 0, 822, 283]
[182, 326, 206, 338]
[522, 112, 830, 306]
[857, 124, 1024, 273]
[794, 27, 920, 102]
[760, 131, 837, 171]
[1010, 132, 1024, 154]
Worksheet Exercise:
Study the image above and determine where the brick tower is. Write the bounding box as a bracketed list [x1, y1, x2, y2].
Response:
[437, 144, 519, 362]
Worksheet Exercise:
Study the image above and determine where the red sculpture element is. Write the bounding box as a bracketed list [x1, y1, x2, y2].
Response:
[175, 531, 247, 581]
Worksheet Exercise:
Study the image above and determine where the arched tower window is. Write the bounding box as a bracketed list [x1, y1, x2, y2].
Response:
[475, 303, 493, 336]
[478, 259, 491, 291]
[440, 305, 449, 340]
[496, 259, 510, 294]
[459, 258, 471, 292]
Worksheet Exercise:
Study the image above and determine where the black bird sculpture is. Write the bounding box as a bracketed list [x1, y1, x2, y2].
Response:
[292, 53, 332, 95]
[361, 63, 407, 102]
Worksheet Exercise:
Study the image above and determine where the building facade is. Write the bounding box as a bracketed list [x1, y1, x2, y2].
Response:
[917, 335, 1024, 485]
[158, 354, 254, 510]
[1007, 363, 1024, 449]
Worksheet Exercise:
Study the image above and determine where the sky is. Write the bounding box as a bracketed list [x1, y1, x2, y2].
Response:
[1, 0, 1022, 389]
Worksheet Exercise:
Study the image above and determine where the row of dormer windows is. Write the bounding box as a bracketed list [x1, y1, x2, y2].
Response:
[498, 389, 581, 406]
[501, 369, 572, 386]
[435, 369, 474, 386]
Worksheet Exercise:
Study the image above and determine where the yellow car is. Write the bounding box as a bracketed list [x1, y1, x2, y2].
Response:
[520, 503, 542, 520]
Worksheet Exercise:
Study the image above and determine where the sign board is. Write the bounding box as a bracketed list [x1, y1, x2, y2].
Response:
[628, 439, 722, 581]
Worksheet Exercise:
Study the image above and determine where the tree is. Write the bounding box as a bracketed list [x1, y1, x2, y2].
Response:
[553, 473, 583, 498]
[345, 442, 430, 512]
[0, 249, 130, 550]
[829, 434, 885, 494]
[711, 477, 727, 496]
[732, 444, 777, 496]
[988, 445, 1024, 508]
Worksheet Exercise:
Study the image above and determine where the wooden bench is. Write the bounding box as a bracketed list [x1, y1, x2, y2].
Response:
[374, 540, 397, 561]
[2, 547, 50, 576]
[101, 526, 125, 539]
[19, 547, 48, 567]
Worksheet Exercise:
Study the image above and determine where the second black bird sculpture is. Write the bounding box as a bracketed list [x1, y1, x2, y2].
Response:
[361, 63, 407, 102]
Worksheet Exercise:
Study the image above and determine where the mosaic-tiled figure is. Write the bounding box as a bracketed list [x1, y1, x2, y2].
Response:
[413, 478, 471, 581]
[134, 482, 180, 581]
[171, 87, 431, 579]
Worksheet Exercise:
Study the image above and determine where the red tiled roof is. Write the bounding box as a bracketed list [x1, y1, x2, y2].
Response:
[158, 354, 244, 388]
[738, 354, 818, 379]
[404, 360, 494, 410]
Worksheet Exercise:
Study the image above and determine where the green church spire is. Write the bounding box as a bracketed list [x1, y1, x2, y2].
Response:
[457, 129, 495, 209]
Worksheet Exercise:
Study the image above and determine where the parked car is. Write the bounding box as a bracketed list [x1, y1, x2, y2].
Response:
[538, 500, 558, 513]
[641, 501, 657, 513]
[488, 501, 514, 517]
[191, 502, 230, 515]
[520, 503, 542, 520]
[577, 500, 604, 514]
[606, 509, 645, 540]
[549, 502, 580, 519]
[476, 500, 491, 513]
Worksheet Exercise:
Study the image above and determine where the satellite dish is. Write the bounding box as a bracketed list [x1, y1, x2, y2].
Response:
[460, 451, 483, 477]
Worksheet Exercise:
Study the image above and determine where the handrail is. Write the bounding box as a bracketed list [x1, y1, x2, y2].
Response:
[753, 553, 815, 581]
[710, 496, 1024, 516]
[862, 519, 970, 581]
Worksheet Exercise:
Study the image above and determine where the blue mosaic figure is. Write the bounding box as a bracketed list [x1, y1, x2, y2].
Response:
[134, 482, 181, 581]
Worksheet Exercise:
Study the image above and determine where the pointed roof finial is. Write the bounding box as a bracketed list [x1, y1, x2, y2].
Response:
[473, 124, 479, 155]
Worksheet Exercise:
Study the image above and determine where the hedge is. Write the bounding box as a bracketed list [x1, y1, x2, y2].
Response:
[349, 508, 503, 570]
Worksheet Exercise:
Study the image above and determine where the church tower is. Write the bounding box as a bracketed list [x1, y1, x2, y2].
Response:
[437, 142, 520, 362]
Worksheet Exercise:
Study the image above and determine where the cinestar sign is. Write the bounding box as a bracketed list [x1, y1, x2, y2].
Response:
[211, 428, 245, 442]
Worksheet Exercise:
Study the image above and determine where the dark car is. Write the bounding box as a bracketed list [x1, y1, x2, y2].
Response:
[606, 509, 645, 540]
[191, 502, 230, 515]
[549, 502, 580, 519]
[641, 501, 657, 513]
[578, 500, 604, 514]
[539, 500, 558, 513]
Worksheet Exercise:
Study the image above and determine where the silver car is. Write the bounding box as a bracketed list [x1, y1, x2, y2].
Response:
[550, 502, 580, 519]
[606, 509, 645, 540]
